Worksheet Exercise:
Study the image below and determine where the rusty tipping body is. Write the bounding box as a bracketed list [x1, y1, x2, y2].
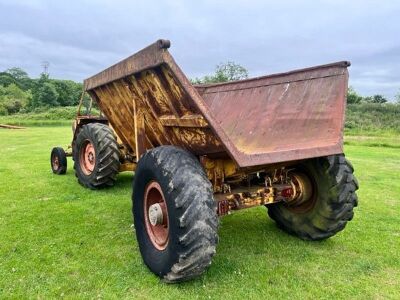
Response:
[73, 39, 349, 215]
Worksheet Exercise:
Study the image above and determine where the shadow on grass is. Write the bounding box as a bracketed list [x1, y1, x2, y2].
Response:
[70, 170, 335, 287]
[114, 172, 134, 189]
[170, 208, 334, 288]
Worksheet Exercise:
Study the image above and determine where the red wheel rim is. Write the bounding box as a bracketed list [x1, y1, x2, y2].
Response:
[144, 181, 169, 250]
[52, 155, 59, 170]
[79, 140, 96, 175]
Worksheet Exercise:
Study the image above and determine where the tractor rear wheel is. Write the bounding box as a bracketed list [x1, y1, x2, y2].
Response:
[267, 154, 358, 240]
[73, 123, 120, 189]
[50, 147, 67, 175]
[133, 146, 218, 283]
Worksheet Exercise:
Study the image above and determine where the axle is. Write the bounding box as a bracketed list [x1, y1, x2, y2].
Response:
[215, 171, 313, 216]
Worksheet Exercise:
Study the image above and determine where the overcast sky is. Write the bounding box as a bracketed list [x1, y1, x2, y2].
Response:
[0, 0, 399, 100]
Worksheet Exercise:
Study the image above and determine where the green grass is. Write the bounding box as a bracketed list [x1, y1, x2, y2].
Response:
[0, 127, 399, 299]
[344, 132, 400, 148]
[0, 119, 71, 126]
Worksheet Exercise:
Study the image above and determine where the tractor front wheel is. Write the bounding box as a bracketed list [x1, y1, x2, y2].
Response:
[133, 146, 218, 283]
[50, 147, 67, 175]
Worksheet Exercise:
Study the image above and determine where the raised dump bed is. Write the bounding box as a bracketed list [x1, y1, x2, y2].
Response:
[50, 40, 358, 283]
[83, 39, 349, 167]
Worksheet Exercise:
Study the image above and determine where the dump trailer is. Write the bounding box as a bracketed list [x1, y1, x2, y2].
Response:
[50, 39, 358, 283]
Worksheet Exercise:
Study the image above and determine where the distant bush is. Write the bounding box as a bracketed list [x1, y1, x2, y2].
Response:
[345, 103, 400, 132]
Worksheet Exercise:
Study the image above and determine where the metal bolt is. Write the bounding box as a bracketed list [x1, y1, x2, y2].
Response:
[148, 203, 163, 226]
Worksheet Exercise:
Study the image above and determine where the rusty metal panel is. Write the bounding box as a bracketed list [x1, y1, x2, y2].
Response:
[84, 40, 349, 168]
[84, 43, 225, 158]
[196, 62, 349, 167]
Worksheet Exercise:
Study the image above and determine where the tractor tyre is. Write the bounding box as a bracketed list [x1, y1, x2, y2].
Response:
[73, 123, 120, 189]
[267, 154, 358, 240]
[133, 146, 218, 283]
[50, 147, 67, 175]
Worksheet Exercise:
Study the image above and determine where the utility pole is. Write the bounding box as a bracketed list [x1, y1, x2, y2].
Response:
[41, 61, 50, 76]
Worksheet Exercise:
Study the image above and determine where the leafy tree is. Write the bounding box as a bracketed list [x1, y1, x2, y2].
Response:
[192, 61, 249, 84]
[363, 94, 387, 103]
[213, 61, 249, 82]
[347, 86, 363, 104]
[0, 83, 31, 114]
[2, 83, 29, 100]
[0, 72, 17, 87]
[52, 80, 82, 106]
[347, 90, 388, 104]
[30, 74, 59, 108]
[5, 68, 33, 91]
[372, 94, 387, 103]
[5, 67, 29, 81]
[37, 82, 59, 107]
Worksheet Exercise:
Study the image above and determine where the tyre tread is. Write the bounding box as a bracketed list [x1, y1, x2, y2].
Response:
[268, 154, 358, 240]
[73, 123, 120, 189]
[134, 146, 218, 283]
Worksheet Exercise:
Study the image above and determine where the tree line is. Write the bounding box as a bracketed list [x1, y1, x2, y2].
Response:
[1, 64, 399, 116]
[0, 67, 84, 115]
[346, 87, 394, 104]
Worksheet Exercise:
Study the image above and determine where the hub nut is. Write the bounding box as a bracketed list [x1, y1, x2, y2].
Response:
[148, 203, 163, 226]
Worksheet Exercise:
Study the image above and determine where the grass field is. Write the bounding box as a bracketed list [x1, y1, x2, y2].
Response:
[0, 126, 399, 299]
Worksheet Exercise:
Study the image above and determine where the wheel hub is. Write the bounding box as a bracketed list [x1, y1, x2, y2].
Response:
[88, 152, 94, 164]
[287, 173, 313, 206]
[284, 172, 316, 213]
[144, 181, 169, 250]
[148, 203, 166, 226]
[79, 140, 96, 175]
[52, 155, 59, 169]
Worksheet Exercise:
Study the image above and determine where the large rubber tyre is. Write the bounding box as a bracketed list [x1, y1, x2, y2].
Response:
[133, 146, 218, 283]
[50, 147, 67, 175]
[73, 123, 120, 189]
[268, 154, 358, 240]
